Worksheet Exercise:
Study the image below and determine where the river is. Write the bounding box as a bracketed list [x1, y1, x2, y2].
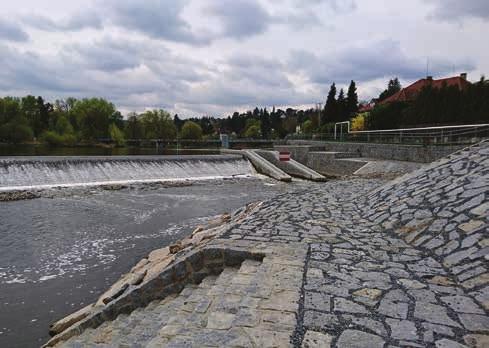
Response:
[0, 151, 303, 347]
[0, 177, 296, 347]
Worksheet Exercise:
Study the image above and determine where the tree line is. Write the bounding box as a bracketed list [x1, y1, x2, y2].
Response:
[1, 76, 487, 144]
[367, 76, 489, 130]
[0, 97, 207, 145]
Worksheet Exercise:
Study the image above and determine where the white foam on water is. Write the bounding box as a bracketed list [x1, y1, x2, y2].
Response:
[0, 213, 220, 284]
[0, 157, 255, 192]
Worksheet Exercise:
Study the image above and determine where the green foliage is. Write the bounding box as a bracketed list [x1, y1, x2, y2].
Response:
[71, 98, 116, 140]
[260, 108, 271, 139]
[302, 120, 314, 134]
[323, 81, 359, 123]
[323, 82, 337, 123]
[244, 124, 261, 138]
[0, 121, 34, 143]
[367, 79, 489, 129]
[180, 121, 203, 140]
[55, 114, 74, 135]
[124, 112, 143, 139]
[366, 102, 408, 130]
[346, 80, 359, 117]
[243, 118, 261, 138]
[282, 115, 298, 135]
[378, 78, 401, 101]
[139, 109, 176, 139]
[109, 124, 125, 146]
[40, 131, 75, 146]
[320, 122, 335, 135]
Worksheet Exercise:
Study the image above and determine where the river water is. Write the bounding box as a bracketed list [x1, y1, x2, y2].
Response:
[0, 156, 299, 347]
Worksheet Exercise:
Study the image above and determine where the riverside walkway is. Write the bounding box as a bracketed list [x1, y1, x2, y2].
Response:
[48, 142, 488, 347]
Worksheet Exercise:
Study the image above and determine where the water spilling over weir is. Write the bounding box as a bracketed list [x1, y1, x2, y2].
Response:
[0, 155, 254, 191]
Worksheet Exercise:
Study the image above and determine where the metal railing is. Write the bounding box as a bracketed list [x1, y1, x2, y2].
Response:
[287, 123, 489, 145]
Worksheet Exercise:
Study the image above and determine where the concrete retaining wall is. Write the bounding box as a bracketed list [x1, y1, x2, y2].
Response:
[306, 153, 367, 176]
[278, 141, 464, 163]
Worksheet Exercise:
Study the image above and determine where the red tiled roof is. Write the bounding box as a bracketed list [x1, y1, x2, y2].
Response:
[358, 103, 374, 112]
[379, 76, 471, 105]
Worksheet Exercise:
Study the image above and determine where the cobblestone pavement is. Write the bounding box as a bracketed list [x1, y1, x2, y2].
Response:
[53, 142, 488, 348]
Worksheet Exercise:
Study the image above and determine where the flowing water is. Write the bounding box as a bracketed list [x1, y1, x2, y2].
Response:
[0, 155, 252, 191]
[0, 155, 300, 347]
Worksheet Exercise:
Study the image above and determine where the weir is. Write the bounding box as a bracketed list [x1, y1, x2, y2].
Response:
[0, 155, 254, 191]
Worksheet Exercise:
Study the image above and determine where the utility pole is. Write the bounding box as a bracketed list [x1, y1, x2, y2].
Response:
[315, 102, 323, 140]
[316, 103, 323, 129]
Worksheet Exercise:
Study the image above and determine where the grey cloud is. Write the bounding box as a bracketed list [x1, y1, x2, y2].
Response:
[23, 11, 102, 31]
[65, 39, 151, 72]
[290, 40, 475, 85]
[271, 0, 353, 30]
[64, 37, 209, 86]
[273, 9, 323, 30]
[0, 45, 81, 93]
[107, 0, 212, 45]
[205, 0, 270, 39]
[291, 0, 356, 13]
[0, 39, 203, 112]
[225, 55, 292, 88]
[22, 0, 211, 45]
[426, 0, 489, 21]
[184, 54, 313, 109]
[0, 19, 29, 42]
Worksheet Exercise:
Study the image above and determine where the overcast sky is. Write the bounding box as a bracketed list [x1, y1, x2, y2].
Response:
[0, 0, 487, 117]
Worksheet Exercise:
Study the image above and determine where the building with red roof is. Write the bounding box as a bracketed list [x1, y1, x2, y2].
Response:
[379, 73, 471, 105]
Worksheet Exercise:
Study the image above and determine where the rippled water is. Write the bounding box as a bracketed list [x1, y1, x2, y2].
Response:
[0, 178, 294, 348]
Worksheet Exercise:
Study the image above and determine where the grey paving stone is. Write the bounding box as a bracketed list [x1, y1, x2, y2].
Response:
[423, 323, 455, 343]
[457, 313, 489, 331]
[441, 295, 485, 314]
[434, 338, 469, 348]
[378, 299, 408, 319]
[386, 318, 419, 341]
[333, 297, 368, 314]
[304, 291, 331, 312]
[342, 315, 387, 336]
[336, 329, 385, 348]
[303, 310, 340, 331]
[414, 302, 462, 327]
[301, 330, 333, 348]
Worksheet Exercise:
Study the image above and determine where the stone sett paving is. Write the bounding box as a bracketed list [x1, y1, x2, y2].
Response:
[56, 142, 488, 348]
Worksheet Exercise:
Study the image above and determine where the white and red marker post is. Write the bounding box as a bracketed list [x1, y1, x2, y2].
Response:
[279, 151, 291, 162]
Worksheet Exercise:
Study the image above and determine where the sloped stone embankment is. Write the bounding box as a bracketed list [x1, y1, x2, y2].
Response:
[46, 141, 488, 347]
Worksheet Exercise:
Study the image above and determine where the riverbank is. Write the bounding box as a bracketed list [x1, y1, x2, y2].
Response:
[0, 143, 221, 156]
[0, 177, 297, 348]
[45, 141, 489, 347]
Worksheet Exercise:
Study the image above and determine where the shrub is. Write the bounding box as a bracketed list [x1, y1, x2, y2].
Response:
[244, 125, 261, 138]
[302, 120, 314, 134]
[41, 131, 63, 146]
[180, 121, 203, 140]
[351, 113, 367, 131]
[41, 131, 77, 146]
[0, 122, 34, 143]
[109, 123, 125, 146]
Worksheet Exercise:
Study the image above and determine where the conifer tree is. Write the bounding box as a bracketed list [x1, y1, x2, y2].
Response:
[346, 80, 359, 117]
[260, 107, 271, 139]
[337, 88, 347, 122]
[323, 83, 337, 123]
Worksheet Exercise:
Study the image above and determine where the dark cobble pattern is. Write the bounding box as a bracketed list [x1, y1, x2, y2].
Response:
[52, 142, 489, 348]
